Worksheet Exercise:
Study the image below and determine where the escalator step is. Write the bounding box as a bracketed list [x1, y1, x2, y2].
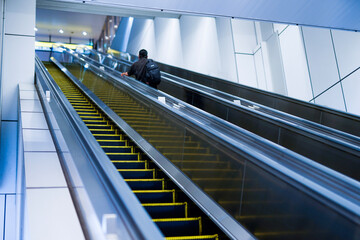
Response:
[97, 140, 127, 146]
[143, 203, 187, 219]
[102, 146, 132, 153]
[112, 160, 146, 169]
[94, 134, 122, 140]
[126, 179, 164, 190]
[82, 120, 108, 125]
[107, 153, 139, 160]
[153, 217, 201, 237]
[86, 124, 112, 130]
[134, 190, 175, 203]
[76, 110, 98, 114]
[118, 169, 155, 179]
[80, 116, 104, 121]
[90, 129, 117, 135]
[166, 234, 219, 240]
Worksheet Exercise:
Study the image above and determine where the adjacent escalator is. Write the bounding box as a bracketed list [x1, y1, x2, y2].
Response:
[44, 58, 359, 240]
[44, 62, 224, 240]
[79, 50, 360, 182]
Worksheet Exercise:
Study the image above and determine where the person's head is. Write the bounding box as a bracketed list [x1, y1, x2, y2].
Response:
[139, 49, 148, 59]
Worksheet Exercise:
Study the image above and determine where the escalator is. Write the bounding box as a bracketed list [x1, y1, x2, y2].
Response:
[77, 49, 360, 182]
[41, 55, 359, 240]
[44, 62, 225, 240]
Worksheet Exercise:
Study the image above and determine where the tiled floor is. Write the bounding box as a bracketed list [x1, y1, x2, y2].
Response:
[19, 83, 84, 240]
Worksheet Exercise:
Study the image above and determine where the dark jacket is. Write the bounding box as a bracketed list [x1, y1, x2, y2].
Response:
[128, 58, 148, 83]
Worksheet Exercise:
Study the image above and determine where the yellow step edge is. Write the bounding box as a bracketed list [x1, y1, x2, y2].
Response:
[86, 124, 112, 127]
[69, 102, 91, 105]
[125, 178, 163, 182]
[103, 146, 132, 149]
[80, 116, 104, 119]
[142, 202, 186, 206]
[93, 134, 121, 136]
[125, 178, 164, 189]
[89, 129, 115, 132]
[132, 189, 174, 194]
[77, 112, 100, 115]
[82, 119, 107, 123]
[96, 139, 127, 143]
[111, 160, 145, 163]
[106, 153, 137, 155]
[118, 169, 154, 172]
[153, 217, 201, 222]
[74, 108, 96, 112]
[166, 234, 218, 240]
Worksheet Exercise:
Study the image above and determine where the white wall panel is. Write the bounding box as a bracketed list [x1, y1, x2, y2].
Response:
[154, 17, 183, 67]
[235, 54, 257, 88]
[2, 35, 35, 120]
[314, 84, 346, 111]
[332, 29, 360, 78]
[127, 18, 156, 59]
[279, 26, 312, 101]
[341, 69, 360, 116]
[256, 22, 273, 42]
[5, 0, 35, 36]
[262, 33, 287, 95]
[254, 49, 267, 90]
[111, 17, 134, 52]
[231, 19, 257, 54]
[302, 27, 339, 96]
[274, 24, 288, 35]
[216, 17, 238, 82]
[180, 16, 221, 77]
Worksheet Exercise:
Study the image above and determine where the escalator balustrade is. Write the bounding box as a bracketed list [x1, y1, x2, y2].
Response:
[45, 62, 221, 240]
[44, 61, 355, 240]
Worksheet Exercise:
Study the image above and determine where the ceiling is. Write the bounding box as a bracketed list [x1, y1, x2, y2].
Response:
[36, 8, 107, 41]
[37, 0, 360, 31]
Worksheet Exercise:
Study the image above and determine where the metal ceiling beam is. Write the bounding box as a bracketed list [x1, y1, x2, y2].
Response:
[37, 0, 360, 31]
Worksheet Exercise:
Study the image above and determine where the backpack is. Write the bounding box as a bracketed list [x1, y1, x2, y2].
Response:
[145, 59, 161, 85]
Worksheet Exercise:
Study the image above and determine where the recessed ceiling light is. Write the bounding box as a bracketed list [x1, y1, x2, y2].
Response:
[114, 25, 118, 29]
[105, 36, 109, 40]
[109, 19, 113, 23]
[34, 27, 38, 31]
[82, 31, 87, 36]
[59, 29, 64, 34]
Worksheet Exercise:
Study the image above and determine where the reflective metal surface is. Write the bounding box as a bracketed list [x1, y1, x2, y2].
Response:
[52, 50, 360, 240]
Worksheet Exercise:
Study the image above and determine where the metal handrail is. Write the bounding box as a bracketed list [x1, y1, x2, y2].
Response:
[35, 56, 165, 240]
[59, 50, 360, 222]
